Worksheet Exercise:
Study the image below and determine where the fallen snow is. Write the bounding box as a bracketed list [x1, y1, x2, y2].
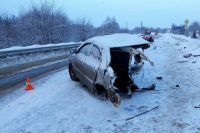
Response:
[86, 33, 149, 48]
[0, 33, 200, 133]
[0, 42, 80, 52]
[0, 50, 69, 68]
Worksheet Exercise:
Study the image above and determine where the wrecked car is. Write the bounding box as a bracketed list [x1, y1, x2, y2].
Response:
[142, 30, 154, 42]
[69, 33, 153, 106]
[143, 34, 154, 42]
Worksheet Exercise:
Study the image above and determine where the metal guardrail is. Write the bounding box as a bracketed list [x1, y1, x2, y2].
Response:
[0, 60, 69, 89]
[0, 43, 81, 58]
[0, 42, 81, 89]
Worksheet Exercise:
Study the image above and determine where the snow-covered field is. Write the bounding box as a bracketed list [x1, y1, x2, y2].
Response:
[0, 33, 200, 133]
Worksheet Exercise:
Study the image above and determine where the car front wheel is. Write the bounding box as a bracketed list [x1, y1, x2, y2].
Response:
[69, 63, 79, 81]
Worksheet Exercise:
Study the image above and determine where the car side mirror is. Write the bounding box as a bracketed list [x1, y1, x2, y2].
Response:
[70, 48, 77, 54]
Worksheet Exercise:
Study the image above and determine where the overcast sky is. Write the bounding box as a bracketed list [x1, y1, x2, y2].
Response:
[0, 0, 199, 29]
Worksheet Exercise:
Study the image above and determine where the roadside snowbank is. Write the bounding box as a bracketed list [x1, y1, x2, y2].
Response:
[0, 42, 80, 52]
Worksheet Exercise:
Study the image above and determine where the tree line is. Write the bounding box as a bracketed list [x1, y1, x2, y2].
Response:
[0, 2, 166, 49]
[171, 20, 200, 36]
[0, 2, 125, 48]
[1, 2, 199, 49]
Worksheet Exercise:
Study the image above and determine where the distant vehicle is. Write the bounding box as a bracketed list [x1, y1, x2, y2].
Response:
[142, 30, 154, 42]
[143, 34, 154, 42]
[69, 33, 153, 106]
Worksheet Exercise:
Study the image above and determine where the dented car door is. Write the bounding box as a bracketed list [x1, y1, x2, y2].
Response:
[73, 43, 92, 86]
[84, 44, 101, 92]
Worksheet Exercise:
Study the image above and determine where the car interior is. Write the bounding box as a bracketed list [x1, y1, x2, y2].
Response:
[110, 48, 133, 93]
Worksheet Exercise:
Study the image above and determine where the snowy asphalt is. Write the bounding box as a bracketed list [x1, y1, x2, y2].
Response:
[0, 34, 200, 133]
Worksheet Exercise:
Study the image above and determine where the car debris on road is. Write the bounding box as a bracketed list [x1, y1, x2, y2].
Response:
[194, 105, 200, 108]
[183, 53, 193, 58]
[107, 105, 159, 122]
[183, 53, 200, 58]
[156, 76, 163, 80]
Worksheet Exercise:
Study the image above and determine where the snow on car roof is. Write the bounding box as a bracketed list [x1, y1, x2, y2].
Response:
[85, 33, 149, 48]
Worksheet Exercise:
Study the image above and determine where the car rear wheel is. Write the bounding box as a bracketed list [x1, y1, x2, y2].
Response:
[69, 63, 79, 81]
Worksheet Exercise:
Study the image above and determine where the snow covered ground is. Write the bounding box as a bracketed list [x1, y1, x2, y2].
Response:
[0, 33, 200, 133]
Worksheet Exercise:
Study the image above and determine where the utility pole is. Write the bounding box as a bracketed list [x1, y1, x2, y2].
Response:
[184, 19, 189, 36]
[141, 21, 143, 34]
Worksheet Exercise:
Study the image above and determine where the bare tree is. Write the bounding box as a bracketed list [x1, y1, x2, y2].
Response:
[99, 17, 120, 35]
[189, 22, 200, 34]
[73, 18, 94, 41]
[0, 1, 170, 49]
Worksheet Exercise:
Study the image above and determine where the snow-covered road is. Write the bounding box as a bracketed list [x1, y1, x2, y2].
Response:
[0, 34, 200, 133]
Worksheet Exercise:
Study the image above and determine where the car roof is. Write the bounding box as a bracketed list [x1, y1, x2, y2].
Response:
[85, 33, 149, 48]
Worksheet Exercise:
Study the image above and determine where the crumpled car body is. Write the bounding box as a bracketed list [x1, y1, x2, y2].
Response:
[69, 33, 152, 106]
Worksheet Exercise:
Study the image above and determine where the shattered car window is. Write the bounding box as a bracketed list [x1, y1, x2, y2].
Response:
[90, 45, 101, 61]
[79, 44, 92, 55]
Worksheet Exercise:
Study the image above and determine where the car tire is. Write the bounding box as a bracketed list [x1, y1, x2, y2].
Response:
[69, 63, 79, 81]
